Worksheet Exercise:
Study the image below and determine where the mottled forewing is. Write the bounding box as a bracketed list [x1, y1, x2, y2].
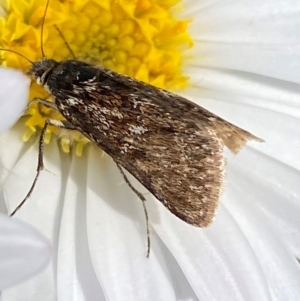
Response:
[50, 61, 260, 227]
[118, 126, 225, 227]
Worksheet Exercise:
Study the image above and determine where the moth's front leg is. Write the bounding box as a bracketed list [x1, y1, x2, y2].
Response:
[27, 97, 58, 111]
[10, 119, 76, 216]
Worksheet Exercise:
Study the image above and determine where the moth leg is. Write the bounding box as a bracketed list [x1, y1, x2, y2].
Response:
[115, 163, 151, 258]
[10, 119, 51, 216]
[10, 119, 76, 216]
[29, 97, 58, 111]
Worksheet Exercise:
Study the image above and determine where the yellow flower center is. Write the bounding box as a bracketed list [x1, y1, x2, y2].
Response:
[0, 0, 192, 156]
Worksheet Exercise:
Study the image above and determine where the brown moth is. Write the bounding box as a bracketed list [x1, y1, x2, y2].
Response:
[27, 58, 262, 227]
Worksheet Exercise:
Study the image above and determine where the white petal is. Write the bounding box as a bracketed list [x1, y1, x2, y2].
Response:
[0, 213, 51, 289]
[0, 68, 29, 134]
[56, 149, 105, 300]
[148, 199, 272, 301]
[225, 148, 300, 300]
[226, 144, 300, 254]
[0, 133, 62, 299]
[183, 0, 300, 83]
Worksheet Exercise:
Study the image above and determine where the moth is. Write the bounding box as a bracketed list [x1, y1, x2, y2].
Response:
[3, 0, 262, 256]
[26, 58, 262, 226]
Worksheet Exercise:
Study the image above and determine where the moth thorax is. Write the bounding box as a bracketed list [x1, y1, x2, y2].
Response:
[28, 58, 58, 85]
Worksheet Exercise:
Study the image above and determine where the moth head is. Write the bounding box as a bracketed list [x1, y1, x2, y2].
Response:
[28, 57, 58, 85]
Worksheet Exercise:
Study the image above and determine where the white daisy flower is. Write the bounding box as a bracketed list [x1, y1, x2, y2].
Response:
[0, 0, 299, 300]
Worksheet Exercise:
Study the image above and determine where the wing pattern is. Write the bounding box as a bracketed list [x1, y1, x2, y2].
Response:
[47, 60, 262, 227]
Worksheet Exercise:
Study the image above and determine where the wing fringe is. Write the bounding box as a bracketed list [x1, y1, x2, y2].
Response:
[211, 119, 264, 154]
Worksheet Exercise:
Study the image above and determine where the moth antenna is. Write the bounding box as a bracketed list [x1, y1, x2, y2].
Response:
[0, 48, 33, 64]
[40, 0, 50, 57]
[54, 25, 76, 59]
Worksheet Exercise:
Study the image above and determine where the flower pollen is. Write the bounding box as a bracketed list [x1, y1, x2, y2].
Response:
[0, 0, 193, 155]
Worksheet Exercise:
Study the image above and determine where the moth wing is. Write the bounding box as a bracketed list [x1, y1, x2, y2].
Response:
[94, 70, 262, 226]
[53, 63, 262, 227]
[101, 68, 264, 154]
[114, 126, 225, 227]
